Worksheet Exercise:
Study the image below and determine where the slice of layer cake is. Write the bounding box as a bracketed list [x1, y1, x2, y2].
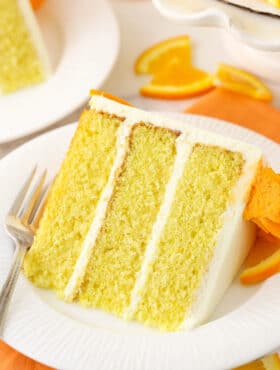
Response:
[24, 95, 263, 331]
[0, 0, 51, 94]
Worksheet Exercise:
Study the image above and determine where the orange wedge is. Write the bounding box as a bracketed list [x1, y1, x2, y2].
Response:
[214, 64, 272, 101]
[245, 232, 280, 268]
[140, 58, 214, 100]
[90, 89, 133, 107]
[233, 353, 280, 370]
[240, 243, 280, 285]
[30, 0, 45, 10]
[135, 36, 213, 99]
[135, 35, 191, 75]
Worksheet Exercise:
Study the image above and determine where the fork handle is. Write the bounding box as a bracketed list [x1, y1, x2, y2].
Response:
[0, 243, 26, 335]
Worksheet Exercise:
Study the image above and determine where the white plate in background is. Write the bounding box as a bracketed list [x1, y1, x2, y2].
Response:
[0, 113, 280, 370]
[0, 0, 119, 143]
[153, 0, 280, 51]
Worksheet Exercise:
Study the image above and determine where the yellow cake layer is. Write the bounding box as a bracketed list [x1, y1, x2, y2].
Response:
[79, 124, 178, 316]
[23, 111, 121, 295]
[134, 144, 244, 331]
[0, 0, 45, 93]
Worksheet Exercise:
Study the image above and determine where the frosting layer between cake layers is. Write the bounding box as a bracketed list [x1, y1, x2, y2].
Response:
[24, 96, 263, 331]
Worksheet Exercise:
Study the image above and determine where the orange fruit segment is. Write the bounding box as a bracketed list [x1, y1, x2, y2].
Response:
[258, 219, 280, 239]
[135, 35, 191, 75]
[240, 245, 280, 285]
[245, 233, 280, 268]
[30, 0, 45, 10]
[139, 56, 213, 100]
[135, 36, 213, 100]
[214, 64, 272, 101]
[90, 89, 133, 107]
[232, 353, 280, 370]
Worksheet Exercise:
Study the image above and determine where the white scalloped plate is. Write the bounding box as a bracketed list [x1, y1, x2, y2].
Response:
[0, 114, 280, 370]
[153, 0, 280, 51]
[0, 0, 119, 143]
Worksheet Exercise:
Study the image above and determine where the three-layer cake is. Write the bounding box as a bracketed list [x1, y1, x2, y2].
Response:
[24, 96, 263, 331]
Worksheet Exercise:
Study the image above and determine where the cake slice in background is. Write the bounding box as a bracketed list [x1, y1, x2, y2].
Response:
[0, 0, 51, 94]
[24, 96, 264, 331]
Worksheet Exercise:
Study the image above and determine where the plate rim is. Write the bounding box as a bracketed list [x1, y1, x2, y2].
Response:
[0, 113, 280, 370]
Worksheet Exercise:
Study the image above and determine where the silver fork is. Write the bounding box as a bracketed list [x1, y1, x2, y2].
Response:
[0, 167, 48, 334]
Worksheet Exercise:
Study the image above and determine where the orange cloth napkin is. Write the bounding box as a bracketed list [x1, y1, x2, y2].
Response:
[186, 88, 280, 144]
[0, 341, 53, 370]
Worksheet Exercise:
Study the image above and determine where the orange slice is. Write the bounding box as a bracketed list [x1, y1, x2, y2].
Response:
[240, 244, 280, 285]
[232, 353, 280, 370]
[214, 64, 272, 101]
[30, 0, 45, 10]
[244, 235, 280, 268]
[140, 59, 214, 100]
[135, 36, 214, 100]
[135, 35, 191, 75]
[90, 89, 133, 107]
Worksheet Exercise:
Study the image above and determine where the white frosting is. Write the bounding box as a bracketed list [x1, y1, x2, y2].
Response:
[65, 95, 263, 329]
[180, 140, 261, 329]
[18, 0, 52, 77]
[123, 133, 192, 320]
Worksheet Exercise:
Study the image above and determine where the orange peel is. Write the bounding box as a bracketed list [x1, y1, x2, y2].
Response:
[30, 0, 45, 10]
[90, 89, 133, 107]
[241, 167, 280, 285]
[244, 167, 280, 239]
[240, 246, 280, 285]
